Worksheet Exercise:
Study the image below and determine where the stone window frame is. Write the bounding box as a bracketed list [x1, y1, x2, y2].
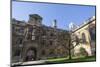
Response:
[82, 33, 87, 43]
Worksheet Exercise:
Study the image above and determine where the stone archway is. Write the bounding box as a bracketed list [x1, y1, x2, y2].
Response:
[25, 47, 37, 61]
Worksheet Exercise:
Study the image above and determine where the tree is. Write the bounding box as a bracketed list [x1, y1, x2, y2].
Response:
[67, 31, 80, 59]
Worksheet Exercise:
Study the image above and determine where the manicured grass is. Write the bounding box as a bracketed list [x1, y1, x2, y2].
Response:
[46, 56, 96, 64]
[12, 56, 96, 67]
[47, 57, 69, 62]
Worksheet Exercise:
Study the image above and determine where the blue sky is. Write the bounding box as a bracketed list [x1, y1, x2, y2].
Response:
[12, 1, 95, 30]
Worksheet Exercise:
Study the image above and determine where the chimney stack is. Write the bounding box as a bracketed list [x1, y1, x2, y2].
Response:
[52, 19, 57, 28]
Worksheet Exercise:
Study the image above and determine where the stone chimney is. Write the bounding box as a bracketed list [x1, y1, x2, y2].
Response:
[52, 19, 57, 28]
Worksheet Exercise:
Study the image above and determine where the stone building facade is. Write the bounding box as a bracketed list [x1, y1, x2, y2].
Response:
[12, 14, 70, 63]
[71, 16, 96, 56]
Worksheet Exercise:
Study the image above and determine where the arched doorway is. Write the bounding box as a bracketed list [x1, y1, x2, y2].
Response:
[25, 47, 37, 61]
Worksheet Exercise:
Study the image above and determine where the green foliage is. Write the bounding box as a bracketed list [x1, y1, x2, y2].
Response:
[79, 47, 88, 57]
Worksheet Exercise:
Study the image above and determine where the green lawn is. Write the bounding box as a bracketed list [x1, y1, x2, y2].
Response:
[47, 57, 69, 62]
[46, 56, 96, 64]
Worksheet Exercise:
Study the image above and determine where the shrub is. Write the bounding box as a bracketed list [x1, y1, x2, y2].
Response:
[79, 47, 88, 57]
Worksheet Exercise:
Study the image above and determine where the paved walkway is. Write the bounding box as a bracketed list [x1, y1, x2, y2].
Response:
[12, 60, 46, 66]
